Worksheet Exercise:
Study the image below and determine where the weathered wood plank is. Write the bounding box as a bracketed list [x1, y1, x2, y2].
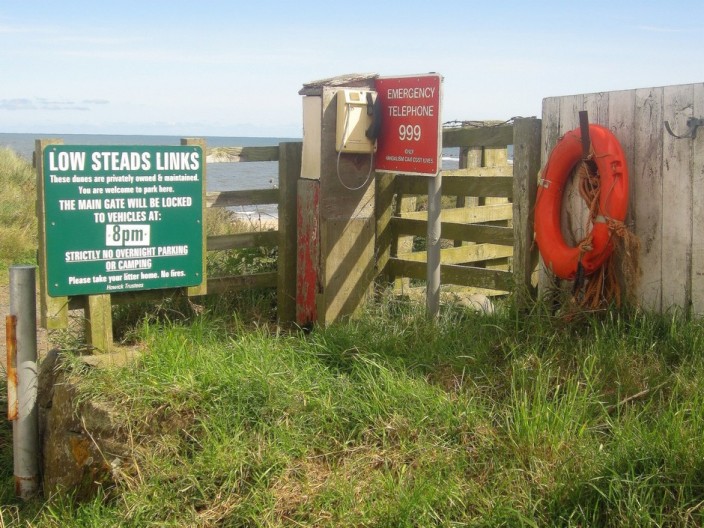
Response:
[440, 167, 512, 178]
[391, 217, 513, 245]
[297, 179, 320, 325]
[387, 258, 512, 291]
[375, 172, 395, 280]
[99, 288, 184, 306]
[206, 231, 278, 251]
[205, 146, 279, 163]
[35, 139, 69, 330]
[541, 97, 561, 162]
[583, 91, 609, 126]
[401, 203, 513, 223]
[483, 147, 508, 167]
[607, 91, 635, 225]
[408, 285, 507, 298]
[316, 84, 377, 325]
[559, 94, 586, 247]
[633, 87, 664, 312]
[391, 188, 416, 292]
[582, 91, 610, 247]
[398, 244, 513, 264]
[206, 188, 279, 208]
[512, 117, 542, 306]
[85, 294, 113, 353]
[301, 96, 322, 180]
[277, 142, 302, 324]
[442, 125, 514, 148]
[206, 272, 278, 295]
[691, 84, 704, 314]
[395, 175, 513, 198]
[454, 146, 482, 246]
[538, 96, 562, 295]
[481, 147, 510, 208]
[299, 73, 378, 96]
[321, 217, 376, 322]
[459, 146, 483, 171]
[661, 84, 694, 312]
[607, 90, 636, 302]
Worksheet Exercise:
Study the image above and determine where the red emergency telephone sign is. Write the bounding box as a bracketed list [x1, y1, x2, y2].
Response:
[375, 74, 442, 177]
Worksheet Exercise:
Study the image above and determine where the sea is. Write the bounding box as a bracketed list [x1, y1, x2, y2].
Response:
[0, 132, 460, 222]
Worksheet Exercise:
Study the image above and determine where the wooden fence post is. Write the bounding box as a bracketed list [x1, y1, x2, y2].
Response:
[181, 138, 208, 297]
[392, 192, 416, 292]
[426, 172, 442, 317]
[85, 294, 113, 352]
[454, 146, 482, 247]
[277, 142, 302, 323]
[512, 117, 542, 309]
[375, 172, 395, 281]
[35, 139, 68, 330]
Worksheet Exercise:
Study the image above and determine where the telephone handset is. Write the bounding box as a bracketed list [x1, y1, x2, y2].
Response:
[336, 89, 380, 153]
[365, 91, 382, 142]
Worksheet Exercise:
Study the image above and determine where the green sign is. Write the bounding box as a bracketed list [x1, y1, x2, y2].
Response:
[42, 145, 203, 297]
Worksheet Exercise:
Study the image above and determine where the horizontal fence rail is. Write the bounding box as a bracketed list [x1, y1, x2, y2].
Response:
[206, 188, 279, 208]
[394, 172, 513, 197]
[391, 218, 514, 246]
[386, 259, 515, 292]
[205, 145, 280, 162]
[442, 123, 514, 148]
[206, 231, 279, 251]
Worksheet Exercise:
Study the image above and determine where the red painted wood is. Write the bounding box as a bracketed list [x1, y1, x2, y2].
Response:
[296, 180, 320, 325]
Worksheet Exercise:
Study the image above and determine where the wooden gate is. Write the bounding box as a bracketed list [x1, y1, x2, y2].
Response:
[375, 117, 541, 305]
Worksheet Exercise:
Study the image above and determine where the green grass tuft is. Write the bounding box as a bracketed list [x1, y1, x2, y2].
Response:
[3, 144, 704, 526]
[5, 302, 704, 526]
[0, 148, 37, 278]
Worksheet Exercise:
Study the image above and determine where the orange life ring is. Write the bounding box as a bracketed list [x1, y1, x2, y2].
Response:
[534, 124, 628, 280]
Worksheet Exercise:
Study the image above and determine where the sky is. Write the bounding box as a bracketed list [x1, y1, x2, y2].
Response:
[1, 0, 702, 138]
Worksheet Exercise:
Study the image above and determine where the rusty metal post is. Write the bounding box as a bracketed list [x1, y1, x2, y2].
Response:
[9, 265, 40, 499]
[6, 315, 18, 420]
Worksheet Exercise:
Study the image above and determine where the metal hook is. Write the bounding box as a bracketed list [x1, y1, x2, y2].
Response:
[664, 117, 704, 139]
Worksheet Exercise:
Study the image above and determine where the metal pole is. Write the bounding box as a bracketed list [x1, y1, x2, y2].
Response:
[9, 265, 40, 499]
[426, 173, 442, 317]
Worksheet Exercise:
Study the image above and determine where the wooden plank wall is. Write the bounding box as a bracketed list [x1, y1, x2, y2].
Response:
[541, 82, 704, 314]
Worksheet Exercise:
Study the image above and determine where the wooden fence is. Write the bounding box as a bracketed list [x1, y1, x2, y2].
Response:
[201, 142, 299, 326]
[375, 118, 542, 304]
[38, 118, 542, 351]
[37, 139, 301, 350]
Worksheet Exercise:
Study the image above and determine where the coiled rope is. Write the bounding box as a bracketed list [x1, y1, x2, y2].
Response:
[572, 154, 641, 309]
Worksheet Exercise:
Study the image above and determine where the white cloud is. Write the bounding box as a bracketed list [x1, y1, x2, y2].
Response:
[0, 99, 36, 110]
[0, 98, 110, 112]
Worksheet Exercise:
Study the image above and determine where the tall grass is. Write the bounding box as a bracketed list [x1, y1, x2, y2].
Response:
[2, 146, 704, 525]
[3, 301, 704, 526]
[111, 203, 279, 341]
[0, 148, 37, 278]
